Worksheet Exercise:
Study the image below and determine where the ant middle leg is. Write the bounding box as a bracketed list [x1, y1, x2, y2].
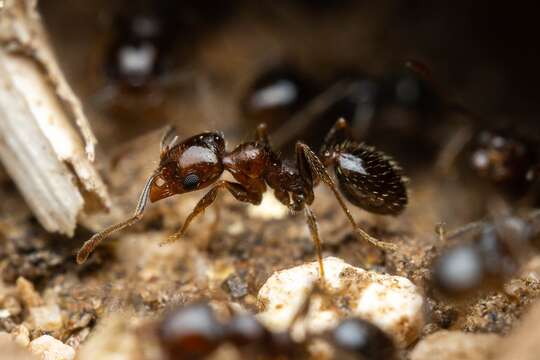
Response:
[163, 180, 262, 244]
[296, 142, 397, 251]
[304, 205, 326, 280]
[320, 118, 354, 158]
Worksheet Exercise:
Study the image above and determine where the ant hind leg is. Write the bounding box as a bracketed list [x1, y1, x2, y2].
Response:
[296, 142, 397, 251]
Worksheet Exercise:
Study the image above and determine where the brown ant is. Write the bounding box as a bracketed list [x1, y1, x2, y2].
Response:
[76, 119, 408, 278]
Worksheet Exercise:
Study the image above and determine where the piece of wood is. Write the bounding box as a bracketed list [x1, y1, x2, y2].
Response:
[0, 0, 110, 236]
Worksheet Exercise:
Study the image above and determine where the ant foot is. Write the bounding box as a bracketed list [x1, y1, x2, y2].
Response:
[354, 228, 398, 251]
[160, 233, 182, 246]
[371, 240, 398, 251]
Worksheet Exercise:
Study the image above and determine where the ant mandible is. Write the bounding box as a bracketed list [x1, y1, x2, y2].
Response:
[76, 119, 408, 278]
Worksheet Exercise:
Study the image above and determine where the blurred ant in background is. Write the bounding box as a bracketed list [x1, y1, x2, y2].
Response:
[157, 295, 397, 359]
[241, 61, 446, 163]
[76, 119, 408, 281]
[242, 60, 540, 203]
[431, 209, 540, 300]
[467, 128, 540, 202]
[95, 0, 234, 101]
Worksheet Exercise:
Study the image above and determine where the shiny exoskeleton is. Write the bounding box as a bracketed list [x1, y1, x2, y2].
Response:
[76, 119, 408, 278]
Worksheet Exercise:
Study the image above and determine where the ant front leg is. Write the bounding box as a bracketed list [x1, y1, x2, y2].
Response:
[296, 142, 398, 251]
[163, 180, 262, 245]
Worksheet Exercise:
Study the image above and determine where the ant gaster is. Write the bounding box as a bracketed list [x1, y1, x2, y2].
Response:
[76, 119, 408, 278]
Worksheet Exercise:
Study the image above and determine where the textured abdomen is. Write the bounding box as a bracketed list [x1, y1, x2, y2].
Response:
[335, 143, 408, 215]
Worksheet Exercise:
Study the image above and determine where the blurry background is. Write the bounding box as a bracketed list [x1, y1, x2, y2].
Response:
[38, 0, 540, 145]
[33, 0, 540, 225]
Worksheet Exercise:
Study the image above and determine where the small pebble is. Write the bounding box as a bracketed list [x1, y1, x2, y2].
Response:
[0, 309, 10, 318]
[222, 274, 248, 299]
[29, 335, 75, 360]
[29, 304, 63, 332]
[410, 330, 499, 360]
[257, 257, 424, 347]
[16, 277, 43, 308]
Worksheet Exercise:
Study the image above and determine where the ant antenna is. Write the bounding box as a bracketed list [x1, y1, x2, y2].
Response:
[76, 172, 159, 264]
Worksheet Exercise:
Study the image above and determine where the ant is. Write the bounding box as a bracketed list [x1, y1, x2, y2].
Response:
[158, 301, 396, 360]
[432, 209, 540, 299]
[76, 119, 408, 279]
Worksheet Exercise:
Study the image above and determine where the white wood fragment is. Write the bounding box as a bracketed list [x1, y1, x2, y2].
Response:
[0, 0, 110, 235]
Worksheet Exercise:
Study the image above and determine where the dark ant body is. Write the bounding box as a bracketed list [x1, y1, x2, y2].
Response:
[432, 210, 540, 299]
[104, 3, 176, 90]
[257, 62, 444, 161]
[103, 1, 234, 91]
[76, 119, 408, 278]
[397, 61, 540, 200]
[469, 129, 539, 199]
[158, 302, 396, 360]
[241, 65, 315, 133]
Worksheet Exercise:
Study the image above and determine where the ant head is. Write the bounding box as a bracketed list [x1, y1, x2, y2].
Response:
[150, 131, 225, 202]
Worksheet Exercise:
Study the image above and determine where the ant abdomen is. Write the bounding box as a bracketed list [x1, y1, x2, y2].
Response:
[334, 143, 408, 215]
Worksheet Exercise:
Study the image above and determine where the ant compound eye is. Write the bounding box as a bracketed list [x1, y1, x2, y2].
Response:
[183, 173, 200, 190]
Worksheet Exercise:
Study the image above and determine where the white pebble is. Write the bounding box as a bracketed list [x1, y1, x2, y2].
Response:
[29, 305, 63, 332]
[257, 257, 424, 347]
[410, 330, 499, 360]
[29, 335, 75, 360]
[247, 192, 288, 220]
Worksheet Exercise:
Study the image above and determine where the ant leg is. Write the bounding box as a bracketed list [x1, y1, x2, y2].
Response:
[211, 197, 221, 234]
[433, 124, 473, 176]
[304, 206, 326, 280]
[296, 142, 398, 251]
[255, 123, 270, 145]
[163, 181, 261, 244]
[77, 172, 159, 264]
[434, 220, 486, 244]
[435, 222, 447, 243]
[320, 118, 354, 157]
